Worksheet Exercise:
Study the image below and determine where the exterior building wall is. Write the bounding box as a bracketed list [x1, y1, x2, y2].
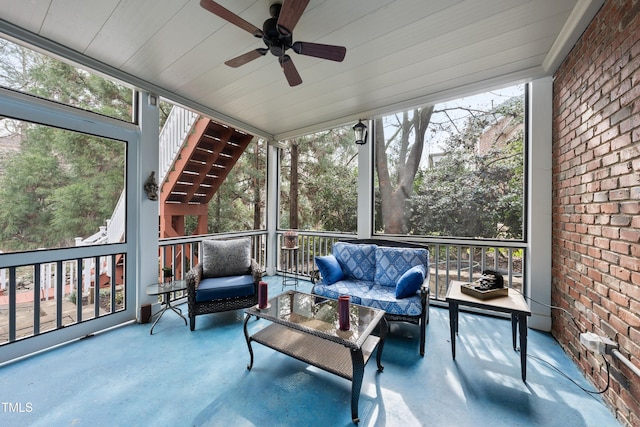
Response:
[552, 1, 640, 426]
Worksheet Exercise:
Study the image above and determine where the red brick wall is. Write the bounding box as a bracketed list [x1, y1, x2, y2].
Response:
[552, 1, 640, 426]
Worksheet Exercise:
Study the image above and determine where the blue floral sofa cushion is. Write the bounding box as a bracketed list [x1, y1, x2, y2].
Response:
[363, 284, 424, 316]
[332, 242, 376, 281]
[374, 246, 429, 287]
[311, 278, 371, 305]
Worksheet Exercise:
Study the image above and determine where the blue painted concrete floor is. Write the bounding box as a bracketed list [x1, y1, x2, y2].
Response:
[0, 277, 620, 427]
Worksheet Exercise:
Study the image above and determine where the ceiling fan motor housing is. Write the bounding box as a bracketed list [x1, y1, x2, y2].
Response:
[263, 5, 292, 57]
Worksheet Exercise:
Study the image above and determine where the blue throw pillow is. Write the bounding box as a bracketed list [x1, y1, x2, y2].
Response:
[315, 255, 345, 285]
[395, 265, 426, 299]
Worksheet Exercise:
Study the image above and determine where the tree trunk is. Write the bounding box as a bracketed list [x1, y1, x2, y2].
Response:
[289, 142, 299, 229]
[252, 142, 262, 230]
[375, 106, 434, 234]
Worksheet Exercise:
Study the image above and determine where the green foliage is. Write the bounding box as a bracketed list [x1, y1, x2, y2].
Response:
[205, 139, 267, 233]
[280, 127, 358, 232]
[0, 39, 128, 251]
[408, 94, 525, 239]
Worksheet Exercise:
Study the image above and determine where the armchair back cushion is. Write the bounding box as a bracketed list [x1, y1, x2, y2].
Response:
[202, 237, 252, 278]
[332, 242, 377, 281]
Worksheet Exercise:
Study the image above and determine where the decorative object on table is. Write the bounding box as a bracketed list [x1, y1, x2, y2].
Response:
[283, 230, 298, 248]
[460, 269, 507, 300]
[144, 171, 158, 200]
[338, 295, 350, 330]
[258, 281, 268, 309]
[162, 267, 173, 284]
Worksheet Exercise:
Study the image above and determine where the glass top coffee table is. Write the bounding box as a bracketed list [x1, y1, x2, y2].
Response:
[244, 291, 387, 424]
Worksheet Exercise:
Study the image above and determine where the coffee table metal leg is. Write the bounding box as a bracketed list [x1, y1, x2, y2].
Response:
[376, 317, 388, 372]
[350, 348, 365, 424]
[243, 314, 254, 370]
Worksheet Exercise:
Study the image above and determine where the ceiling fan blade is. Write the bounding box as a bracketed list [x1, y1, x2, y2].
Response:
[277, 0, 310, 36]
[292, 42, 346, 62]
[279, 55, 302, 87]
[225, 48, 268, 68]
[200, 0, 263, 38]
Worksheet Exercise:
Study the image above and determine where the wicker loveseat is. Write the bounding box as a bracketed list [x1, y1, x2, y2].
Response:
[185, 237, 262, 331]
[312, 239, 430, 356]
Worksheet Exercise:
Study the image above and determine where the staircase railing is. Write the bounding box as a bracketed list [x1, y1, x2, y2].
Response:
[159, 106, 199, 184]
[77, 105, 199, 247]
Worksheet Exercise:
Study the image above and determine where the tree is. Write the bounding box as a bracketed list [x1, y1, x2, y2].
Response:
[0, 41, 130, 251]
[202, 138, 267, 233]
[375, 106, 434, 234]
[408, 96, 524, 239]
[280, 127, 358, 232]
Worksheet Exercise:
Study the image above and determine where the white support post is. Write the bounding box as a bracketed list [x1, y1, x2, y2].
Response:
[136, 91, 161, 320]
[265, 140, 280, 276]
[357, 120, 374, 239]
[527, 77, 553, 331]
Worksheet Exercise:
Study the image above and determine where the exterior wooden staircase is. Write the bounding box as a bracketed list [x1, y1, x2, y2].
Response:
[160, 116, 254, 238]
[78, 106, 254, 283]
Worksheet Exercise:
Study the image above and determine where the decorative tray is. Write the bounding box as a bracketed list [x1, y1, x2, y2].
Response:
[460, 283, 509, 300]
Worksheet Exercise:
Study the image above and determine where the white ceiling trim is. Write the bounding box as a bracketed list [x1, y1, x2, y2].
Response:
[543, 0, 605, 73]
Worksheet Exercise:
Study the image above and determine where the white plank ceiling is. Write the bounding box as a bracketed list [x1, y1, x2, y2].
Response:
[0, 0, 603, 139]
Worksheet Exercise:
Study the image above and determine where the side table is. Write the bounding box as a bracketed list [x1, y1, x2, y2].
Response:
[146, 280, 188, 335]
[281, 246, 299, 290]
[446, 280, 531, 381]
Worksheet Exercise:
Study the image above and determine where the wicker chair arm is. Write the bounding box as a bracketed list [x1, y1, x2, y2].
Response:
[186, 263, 203, 294]
[250, 259, 263, 282]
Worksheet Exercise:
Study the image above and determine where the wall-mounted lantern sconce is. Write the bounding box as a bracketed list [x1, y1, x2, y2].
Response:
[144, 171, 158, 201]
[353, 119, 367, 145]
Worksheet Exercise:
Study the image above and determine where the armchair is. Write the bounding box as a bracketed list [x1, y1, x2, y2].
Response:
[186, 237, 262, 331]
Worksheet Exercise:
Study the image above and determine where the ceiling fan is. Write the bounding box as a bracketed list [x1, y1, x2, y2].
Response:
[200, 0, 346, 86]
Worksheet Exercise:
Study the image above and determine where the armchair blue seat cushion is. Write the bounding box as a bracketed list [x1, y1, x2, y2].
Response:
[202, 237, 252, 278]
[195, 275, 255, 303]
